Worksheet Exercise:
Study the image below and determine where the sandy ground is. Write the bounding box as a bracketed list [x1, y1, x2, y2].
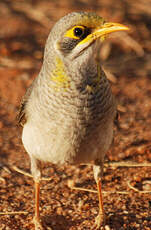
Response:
[0, 0, 151, 229]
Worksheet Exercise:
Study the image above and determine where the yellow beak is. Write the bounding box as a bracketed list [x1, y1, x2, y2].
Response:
[93, 22, 129, 37]
[78, 22, 129, 46]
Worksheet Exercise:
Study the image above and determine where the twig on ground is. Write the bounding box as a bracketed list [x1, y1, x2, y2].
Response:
[127, 180, 151, 193]
[104, 161, 151, 168]
[0, 211, 28, 215]
[12, 166, 52, 181]
[68, 180, 129, 194]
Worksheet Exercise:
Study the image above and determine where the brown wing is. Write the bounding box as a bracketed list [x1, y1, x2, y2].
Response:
[17, 80, 35, 127]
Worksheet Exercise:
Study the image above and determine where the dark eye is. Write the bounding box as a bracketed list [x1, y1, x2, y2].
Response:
[74, 27, 84, 37]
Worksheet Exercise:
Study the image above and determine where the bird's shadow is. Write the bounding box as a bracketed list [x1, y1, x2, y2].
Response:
[36, 211, 151, 229]
[41, 214, 83, 230]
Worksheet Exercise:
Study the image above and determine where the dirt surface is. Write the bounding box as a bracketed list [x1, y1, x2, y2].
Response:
[0, 0, 151, 229]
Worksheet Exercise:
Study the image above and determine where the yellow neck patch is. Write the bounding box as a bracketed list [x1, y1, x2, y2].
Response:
[50, 57, 70, 90]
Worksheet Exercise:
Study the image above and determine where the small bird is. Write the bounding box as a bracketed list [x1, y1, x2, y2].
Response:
[18, 12, 128, 229]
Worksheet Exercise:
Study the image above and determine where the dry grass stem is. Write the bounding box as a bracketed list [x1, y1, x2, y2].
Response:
[12, 166, 52, 181]
[127, 181, 151, 193]
[104, 161, 151, 168]
[0, 211, 28, 215]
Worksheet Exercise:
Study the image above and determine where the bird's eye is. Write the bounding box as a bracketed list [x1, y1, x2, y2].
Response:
[73, 27, 84, 37]
[65, 25, 87, 39]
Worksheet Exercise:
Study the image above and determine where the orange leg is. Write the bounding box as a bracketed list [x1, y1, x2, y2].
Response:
[95, 178, 105, 229]
[33, 181, 43, 230]
[97, 178, 104, 219]
[35, 181, 40, 220]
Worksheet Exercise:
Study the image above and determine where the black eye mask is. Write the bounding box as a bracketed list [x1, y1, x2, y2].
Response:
[59, 27, 91, 55]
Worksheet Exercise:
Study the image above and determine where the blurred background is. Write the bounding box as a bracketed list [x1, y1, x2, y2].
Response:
[0, 0, 151, 229]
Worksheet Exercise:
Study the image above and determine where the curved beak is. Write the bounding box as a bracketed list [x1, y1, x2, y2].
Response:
[92, 22, 129, 38]
[78, 22, 129, 46]
[71, 22, 129, 59]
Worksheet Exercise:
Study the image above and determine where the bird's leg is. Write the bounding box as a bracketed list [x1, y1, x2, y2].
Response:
[30, 156, 43, 230]
[96, 178, 105, 228]
[93, 164, 105, 229]
[34, 180, 40, 223]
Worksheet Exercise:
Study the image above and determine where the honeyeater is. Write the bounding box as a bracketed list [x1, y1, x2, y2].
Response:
[18, 12, 129, 230]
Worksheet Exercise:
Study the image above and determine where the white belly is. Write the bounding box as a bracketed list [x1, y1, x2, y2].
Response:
[22, 121, 73, 164]
[22, 117, 113, 165]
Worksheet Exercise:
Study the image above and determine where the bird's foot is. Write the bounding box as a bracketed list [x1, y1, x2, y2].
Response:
[94, 213, 105, 230]
[33, 216, 44, 230]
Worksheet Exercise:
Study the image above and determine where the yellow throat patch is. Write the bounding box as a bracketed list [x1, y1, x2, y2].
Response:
[50, 57, 70, 90]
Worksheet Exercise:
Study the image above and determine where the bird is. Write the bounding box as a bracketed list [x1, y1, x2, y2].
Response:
[18, 12, 129, 230]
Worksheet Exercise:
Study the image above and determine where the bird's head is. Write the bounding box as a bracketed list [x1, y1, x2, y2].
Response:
[45, 12, 128, 62]
[43, 12, 129, 89]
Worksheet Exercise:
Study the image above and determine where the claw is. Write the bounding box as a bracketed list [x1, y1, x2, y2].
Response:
[33, 216, 44, 230]
[94, 213, 105, 229]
